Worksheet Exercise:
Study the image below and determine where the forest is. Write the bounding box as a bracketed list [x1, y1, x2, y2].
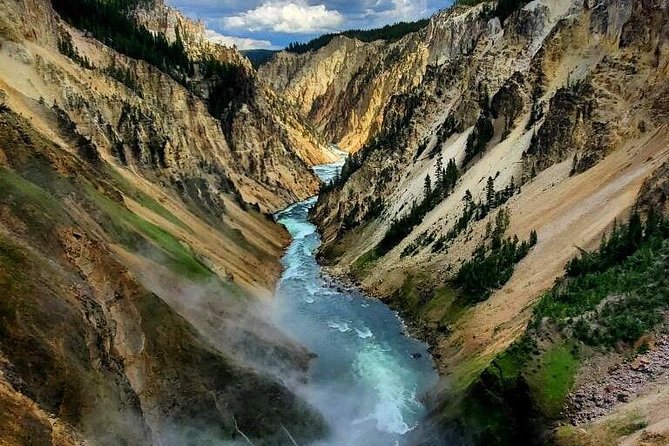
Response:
[285, 20, 430, 54]
[533, 210, 669, 346]
[377, 156, 459, 254]
[459, 209, 669, 444]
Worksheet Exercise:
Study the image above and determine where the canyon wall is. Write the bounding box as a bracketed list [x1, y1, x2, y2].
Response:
[262, 0, 669, 442]
[0, 0, 332, 443]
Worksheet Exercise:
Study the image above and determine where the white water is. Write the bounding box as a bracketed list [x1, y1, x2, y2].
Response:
[272, 159, 438, 446]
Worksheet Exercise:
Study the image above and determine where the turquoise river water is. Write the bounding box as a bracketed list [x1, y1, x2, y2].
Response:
[272, 159, 438, 446]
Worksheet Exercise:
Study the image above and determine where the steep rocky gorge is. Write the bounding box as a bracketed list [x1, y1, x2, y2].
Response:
[1, 0, 668, 442]
[260, 0, 669, 443]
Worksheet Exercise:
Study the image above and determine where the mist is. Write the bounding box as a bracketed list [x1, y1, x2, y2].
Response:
[115, 157, 439, 446]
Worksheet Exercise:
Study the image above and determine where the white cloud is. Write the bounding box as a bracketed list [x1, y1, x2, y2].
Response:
[222, 1, 345, 34]
[205, 29, 276, 50]
[362, 0, 428, 26]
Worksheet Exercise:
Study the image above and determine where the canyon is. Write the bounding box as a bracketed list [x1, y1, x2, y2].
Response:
[262, 0, 669, 443]
[0, 0, 668, 444]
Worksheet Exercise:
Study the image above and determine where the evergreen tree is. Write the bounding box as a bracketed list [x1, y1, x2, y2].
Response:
[626, 210, 643, 252]
[445, 158, 458, 190]
[435, 155, 444, 191]
[285, 19, 429, 54]
[486, 176, 496, 206]
[424, 174, 432, 201]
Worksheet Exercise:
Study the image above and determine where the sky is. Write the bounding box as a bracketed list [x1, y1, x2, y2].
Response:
[166, 0, 447, 50]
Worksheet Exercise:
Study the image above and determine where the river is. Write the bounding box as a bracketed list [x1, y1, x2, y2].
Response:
[272, 158, 438, 446]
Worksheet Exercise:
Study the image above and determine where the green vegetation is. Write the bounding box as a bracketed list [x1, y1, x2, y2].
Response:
[454, 209, 669, 445]
[454, 336, 581, 445]
[401, 229, 437, 258]
[446, 176, 520, 242]
[51, 104, 102, 167]
[0, 110, 214, 283]
[0, 238, 33, 331]
[321, 92, 422, 195]
[554, 413, 648, 446]
[458, 340, 542, 445]
[0, 167, 69, 240]
[608, 415, 648, 437]
[378, 155, 460, 254]
[419, 285, 465, 328]
[455, 0, 487, 6]
[533, 210, 669, 347]
[242, 49, 279, 68]
[57, 29, 93, 69]
[456, 208, 537, 303]
[351, 248, 381, 276]
[495, 0, 532, 22]
[0, 167, 63, 215]
[354, 159, 521, 263]
[463, 113, 493, 166]
[87, 187, 213, 281]
[405, 175, 520, 261]
[52, 0, 250, 123]
[52, 0, 193, 82]
[103, 60, 142, 97]
[455, 0, 532, 23]
[105, 167, 187, 229]
[285, 20, 429, 54]
[525, 343, 579, 417]
[203, 57, 253, 121]
[392, 274, 424, 313]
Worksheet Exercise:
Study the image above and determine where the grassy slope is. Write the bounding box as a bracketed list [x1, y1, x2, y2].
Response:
[447, 214, 669, 445]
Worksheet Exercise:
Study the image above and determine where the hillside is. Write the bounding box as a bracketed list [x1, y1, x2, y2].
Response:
[0, 0, 335, 443]
[259, 0, 669, 443]
[243, 49, 280, 69]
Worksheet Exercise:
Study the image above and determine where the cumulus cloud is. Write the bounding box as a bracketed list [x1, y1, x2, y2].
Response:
[361, 0, 429, 26]
[204, 29, 276, 50]
[222, 0, 345, 34]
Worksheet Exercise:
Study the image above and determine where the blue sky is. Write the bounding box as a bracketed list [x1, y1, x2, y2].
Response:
[167, 0, 447, 50]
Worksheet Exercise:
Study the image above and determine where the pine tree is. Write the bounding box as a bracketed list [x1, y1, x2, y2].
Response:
[486, 176, 495, 206]
[435, 155, 444, 191]
[424, 174, 432, 201]
[445, 158, 458, 191]
[626, 210, 643, 252]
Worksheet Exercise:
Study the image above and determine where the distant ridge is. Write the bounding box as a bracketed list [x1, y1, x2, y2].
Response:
[243, 49, 280, 68]
[285, 19, 429, 55]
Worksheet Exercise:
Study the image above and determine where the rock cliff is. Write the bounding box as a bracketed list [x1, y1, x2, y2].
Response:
[261, 0, 669, 442]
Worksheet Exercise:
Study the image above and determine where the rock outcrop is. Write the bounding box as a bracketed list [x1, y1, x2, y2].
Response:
[1, 0, 334, 214]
